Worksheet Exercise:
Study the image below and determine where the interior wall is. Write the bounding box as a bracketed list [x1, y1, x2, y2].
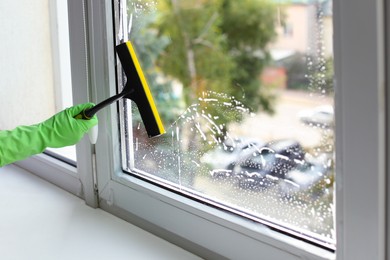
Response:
[0, 0, 55, 130]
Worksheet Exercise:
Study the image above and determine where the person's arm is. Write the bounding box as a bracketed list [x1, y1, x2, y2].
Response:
[0, 103, 98, 167]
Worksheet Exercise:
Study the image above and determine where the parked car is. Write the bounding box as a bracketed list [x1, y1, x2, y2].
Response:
[298, 105, 334, 129]
[200, 137, 264, 178]
[278, 154, 333, 199]
[232, 139, 305, 189]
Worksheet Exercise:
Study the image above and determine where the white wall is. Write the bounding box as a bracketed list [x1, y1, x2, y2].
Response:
[0, 1, 55, 130]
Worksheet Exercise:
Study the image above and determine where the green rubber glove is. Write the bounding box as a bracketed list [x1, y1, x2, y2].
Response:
[0, 103, 98, 167]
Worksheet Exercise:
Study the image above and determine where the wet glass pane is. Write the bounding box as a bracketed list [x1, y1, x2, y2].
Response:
[118, 0, 334, 246]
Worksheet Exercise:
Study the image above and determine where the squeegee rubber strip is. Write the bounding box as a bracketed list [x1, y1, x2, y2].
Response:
[125, 41, 165, 135]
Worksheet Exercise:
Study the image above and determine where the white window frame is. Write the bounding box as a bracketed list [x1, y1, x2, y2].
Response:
[17, 0, 387, 259]
[333, 0, 386, 259]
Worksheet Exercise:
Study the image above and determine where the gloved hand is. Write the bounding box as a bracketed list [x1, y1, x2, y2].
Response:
[0, 103, 98, 167]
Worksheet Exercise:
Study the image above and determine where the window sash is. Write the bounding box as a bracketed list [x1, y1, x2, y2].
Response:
[18, 0, 386, 259]
[98, 0, 386, 258]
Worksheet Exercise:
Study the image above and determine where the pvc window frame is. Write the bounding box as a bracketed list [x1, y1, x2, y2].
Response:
[334, 0, 386, 259]
[18, 0, 388, 259]
[85, 0, 388, 259]
[95, 0, 386, 258]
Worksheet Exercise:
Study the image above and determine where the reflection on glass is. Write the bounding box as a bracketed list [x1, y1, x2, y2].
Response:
[119, 0, 334, 247]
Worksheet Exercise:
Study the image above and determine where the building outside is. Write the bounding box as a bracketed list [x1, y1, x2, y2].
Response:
[262, 0, 333, 89]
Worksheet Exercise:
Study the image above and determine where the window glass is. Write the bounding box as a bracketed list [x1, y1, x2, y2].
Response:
[118, 0, 334, 247]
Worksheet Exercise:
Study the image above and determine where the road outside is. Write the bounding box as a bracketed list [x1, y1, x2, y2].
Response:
[229, 89, 333, 147]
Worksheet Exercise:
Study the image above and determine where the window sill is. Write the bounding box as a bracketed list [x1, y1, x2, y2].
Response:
[0, 164, 199, 260]
[15, 153, 82, 198]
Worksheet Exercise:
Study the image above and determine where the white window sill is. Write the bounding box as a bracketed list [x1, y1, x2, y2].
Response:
[0, 164, 200, 260]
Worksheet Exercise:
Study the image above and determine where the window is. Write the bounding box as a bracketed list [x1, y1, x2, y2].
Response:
[117, 0, 334, 248]
[18, 0, 383, 259]
[45, 0, 76, 164]
[7, 0, 80, 196]
[0, 1, 76, 165]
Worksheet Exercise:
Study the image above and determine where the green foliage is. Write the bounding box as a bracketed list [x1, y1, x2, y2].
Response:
[126, 2, 185, 125]
[317, 57, 334, 95]
[126, 0, 278, 137]
[155, 0, 278, 134]
[156, 0, 233, 95]
[220, 0, 277, 112]
[220, 0, 277, 49]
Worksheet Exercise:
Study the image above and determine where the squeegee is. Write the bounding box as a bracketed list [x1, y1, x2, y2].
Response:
[76, 41, 165, 139]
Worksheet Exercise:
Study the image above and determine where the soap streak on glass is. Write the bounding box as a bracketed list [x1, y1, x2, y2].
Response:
[175, 126, 182, 189]
[121, 0, 335, 248]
